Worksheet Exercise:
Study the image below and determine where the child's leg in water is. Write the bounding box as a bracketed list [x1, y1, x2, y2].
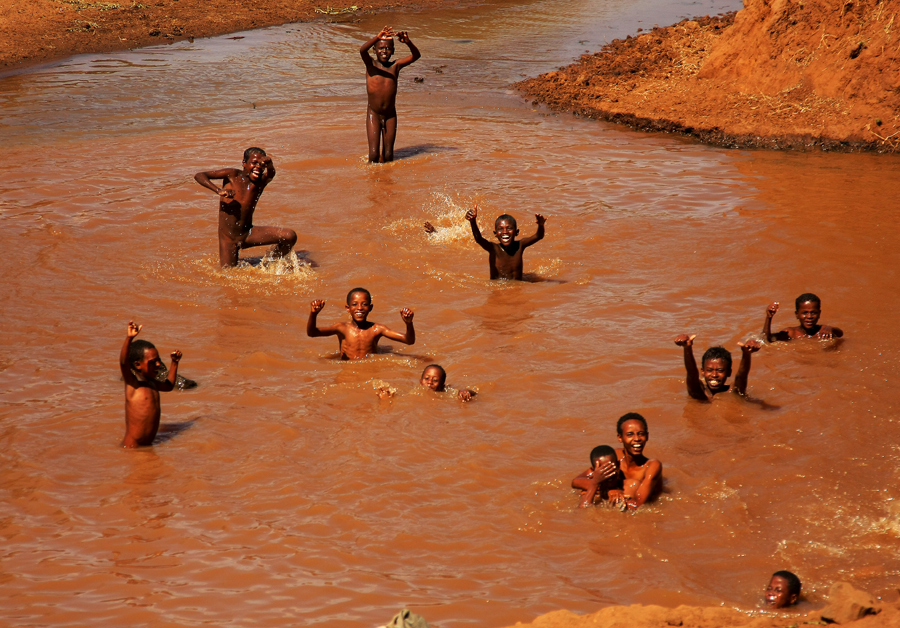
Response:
[366, 108, 384, 162]
[381, 115, 397, 162]
[241, 226, 298, 258]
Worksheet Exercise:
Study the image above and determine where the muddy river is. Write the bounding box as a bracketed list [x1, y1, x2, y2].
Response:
[1, 0, 899, 625]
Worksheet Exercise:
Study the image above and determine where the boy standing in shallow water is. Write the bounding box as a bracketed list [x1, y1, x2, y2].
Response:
[360, 26, 421, 163]
[120, 321, 182, 448]
[307, 287, 415, 360]
[674, 334, 761, 401]
[763, 293, 843, 342]
[466, 203, 546, 280]
[194, 147, 298, 267]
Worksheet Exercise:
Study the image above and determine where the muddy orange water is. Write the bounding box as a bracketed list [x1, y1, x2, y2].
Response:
[1, 0, 899, 625]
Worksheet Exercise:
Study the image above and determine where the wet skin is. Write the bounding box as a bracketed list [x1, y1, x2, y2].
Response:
[194, 152, 297, 267]
[765, 575, 799, 608]
[465, 204, 546, 280]
[307, 291, 415, 360]
[763, 300, 844, 341]
[360, 27, 421, 162]
[675, 334, 760, 401]
[420, 365, 475, 401]
[572, 454, 622, 508]
[616, 419, 662, 511]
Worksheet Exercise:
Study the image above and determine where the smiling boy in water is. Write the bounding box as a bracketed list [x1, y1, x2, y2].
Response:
[572, 445, 623, 508]
[120, 321, 182, 448]
[615, 413, 662, 511]
[763, 293, 843, 342]
[466, 203, 546, 280]
[307, 287, 415, 360]
[194, 147, 298, 267]
[765, 571, 801, 608]
[419, 364, 476, 401]
[360, 26, 421, 163]
[674, 334, 761, 401]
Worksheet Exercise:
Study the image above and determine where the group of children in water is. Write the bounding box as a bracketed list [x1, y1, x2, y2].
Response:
[118, 25, 845, 612]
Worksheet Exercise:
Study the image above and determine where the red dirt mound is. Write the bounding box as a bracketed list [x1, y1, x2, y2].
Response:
[516, 0, 900, 152]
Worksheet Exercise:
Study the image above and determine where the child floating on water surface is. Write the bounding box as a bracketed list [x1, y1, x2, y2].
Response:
[572, 445, 623, 508]
[466, 203, 546, 280]
[360, 26, 421, 163]
[765, 570, 801, 608]
[120, 321, 182, 448]
[307, 287, 415, 360]
[376, 364, 476, 401]
[674, 334, 761, 401]
[194, 147, 298, 268]
[763, 293, 844, 342]
[615, 413, 662, 511]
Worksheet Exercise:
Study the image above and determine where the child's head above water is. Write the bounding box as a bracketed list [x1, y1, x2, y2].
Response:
[493, 214, 519, 246]
[127, 339, 162, 378]
[347, 287, 372, 304]
[243, 146, 266, 162]
[420, 364, 447, 391]
[765, 570, 801, 608]
[616, 412, 647, 435]
[794, 293, 822, 331]
[589, 444, 617, 467]
[795, 292, 820, 310]
[374, 37, 394, 61]
[701, 346, 732, 390]
[346, 287, 373, 322]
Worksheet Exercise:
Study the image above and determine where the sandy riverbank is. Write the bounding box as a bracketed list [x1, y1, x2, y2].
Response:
[516, 0, 900, 151]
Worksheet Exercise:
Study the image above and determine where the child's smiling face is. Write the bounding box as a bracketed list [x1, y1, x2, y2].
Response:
[345, 291, 373, 322]
[765, 575, 797, 608]
[242, 152, 266, 182]
[493, 219, 518, 246]
[618, 419, 648, 457]
[374, 38, 394, 63]
[420, 366, 446, 391]
[701, 357, 731, 391]
[795, 300, 821, 331]
[133, 347, 162, 379]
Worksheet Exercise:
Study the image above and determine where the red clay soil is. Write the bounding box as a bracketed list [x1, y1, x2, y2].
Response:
[0, 0, 453, 74]
[516, 0, 900, 152]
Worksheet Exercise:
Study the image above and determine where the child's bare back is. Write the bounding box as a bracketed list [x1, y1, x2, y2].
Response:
[465, 204, 546, 280]
[120, 321, 182, 448]
[306, 288, 415, 360]
[359, 26, 421, 163]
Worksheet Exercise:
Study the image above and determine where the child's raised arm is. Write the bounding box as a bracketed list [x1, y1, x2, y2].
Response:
[306, 300, 340, 338]
[378, 308, 416, 345]
[194, 169, 239, 200]
[520, 213, 546, 248]
[762, 302, 789, 342]
[465, 204, 492, 252]
[120, 321, 143, 386]
[674, 334, 706, 401]
[393, 31, 422, 69]
[360, 26, 394, 65]
[733, 339, 761, 395]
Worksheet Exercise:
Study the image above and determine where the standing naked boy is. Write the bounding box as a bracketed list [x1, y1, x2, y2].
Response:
[466, 203, 546, 280]
[615, 413, 662, 512]
[120, 321, 182, 448]
[307, 287, 415, 360]
[763, 293, 844, 342]
[572, 445, 623, 508]
[360, 26, 421, 163]
[674, 334, 761, 401]
[194, 147, 298, 267]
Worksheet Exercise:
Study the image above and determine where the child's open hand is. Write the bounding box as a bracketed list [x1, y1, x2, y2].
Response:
[766, 302, 779, 318]
[310, 299, 326, 313]
[738, 339, 761, 354]
[127, 321, 143, 338]
[423, 221, 436, 233]
[378, 25, 395, 39]
[465, 203, 478, 221]
[674, 334, 696, 347]
[815, 328, 835, 340]
[458, 389, 473, 402]
[170, 350, 182, 363]
[396, 30, 410, 43]
[400, 308, 414, 323]
[535, 213, 546, 226]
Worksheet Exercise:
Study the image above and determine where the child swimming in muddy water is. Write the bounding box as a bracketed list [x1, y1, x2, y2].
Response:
[674, 334, 761, 401]
[572, 445, 623, 508]
[763, 293, 844, 342]
[194, 147, 298, 268]
[360, 26, 421, 163]
[377, 364, 476, 401]
[307, 287, 415, 360]
[615, 413, 662, 512]
[765, 570, 801, 608]
[465, 203, 546, 280]
[120, 321, 182, 448]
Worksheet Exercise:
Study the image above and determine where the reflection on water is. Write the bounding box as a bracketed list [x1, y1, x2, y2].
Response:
[2, 0, 900, 625]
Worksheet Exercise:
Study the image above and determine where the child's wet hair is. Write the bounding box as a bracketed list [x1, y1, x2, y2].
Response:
[772, 570, 801, 597]
[616, 412, 647, 435]
[127, 339, 156, 366]
[346, 287, 372, 304]
[701, 346, 732, 369]
[494, 214, 517, 230]
[243, 147, 267, 162]
[422, 364, 446, 381]
[795, 293, 821, 309]
[590, 444, 616, 465]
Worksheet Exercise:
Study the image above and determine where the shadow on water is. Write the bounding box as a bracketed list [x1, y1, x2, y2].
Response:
[393, 144, 459, 160]
[154, 418, 199, 445]
[522, 272, 567, 284]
